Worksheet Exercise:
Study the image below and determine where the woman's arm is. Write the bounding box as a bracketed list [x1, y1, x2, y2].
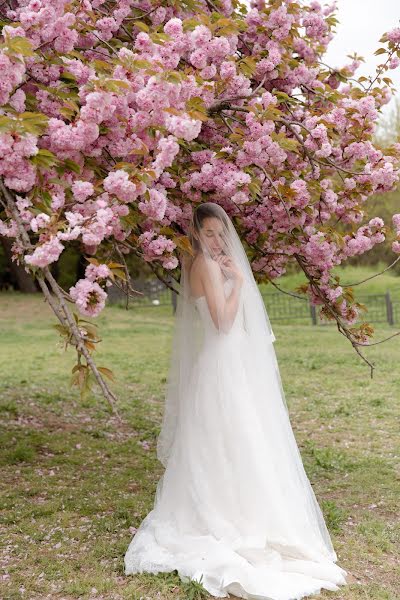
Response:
[200, 257, 243, 333]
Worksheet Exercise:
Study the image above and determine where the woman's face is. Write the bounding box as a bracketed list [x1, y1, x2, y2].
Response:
[197, 216, 226, 258]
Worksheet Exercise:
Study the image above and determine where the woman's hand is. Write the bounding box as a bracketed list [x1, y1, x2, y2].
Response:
[214, 254, 244, 284]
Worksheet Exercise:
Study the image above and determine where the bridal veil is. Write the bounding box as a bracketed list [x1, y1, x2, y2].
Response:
[156, 202, 341, 567]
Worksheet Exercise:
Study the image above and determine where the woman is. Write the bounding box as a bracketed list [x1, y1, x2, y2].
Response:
[125, 202, 348, 599]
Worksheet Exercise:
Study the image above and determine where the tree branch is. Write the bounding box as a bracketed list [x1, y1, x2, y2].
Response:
[294, 253, 375, 377]
[0, 178, 121, 416]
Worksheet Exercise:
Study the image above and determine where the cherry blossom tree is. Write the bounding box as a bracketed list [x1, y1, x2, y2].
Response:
[1, 0, 400, 413]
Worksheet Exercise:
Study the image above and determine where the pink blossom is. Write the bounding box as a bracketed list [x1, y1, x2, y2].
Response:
[392, 213, 400, 230]
[152, 135, 180, 177]
[50, 191, 65, 210]
[165, 114, 202, 142]
[24, 236, 64, 267]
[231, 191, 249, 204]
[0, 219, 18, 237]
[162, 256, 178, 269]
[386, 28, 400, 44]
[152, 7, 167, 27]
[138, 188, 167, 221]
[80, 91, 116, 124]
[95, 17, 118, 42]
[9, 89, 26, 112]
[220, 61, 236, 79]
[30, 213, 50, 233]
[0, 51, 26, 106]
[72, 180, 94, 202]
[54, 27, 78, 53]
[392, 240, 400, 253]
[0, 132, 39, 191]
[190, 25, 212, 46]
[290, 179, 310, 208]
[138, 439, 151, 451]
[368, 217, 384, 229]
[85, 263, 111, 281]
[139, 231, 176, 262]
[65, 211, 85, 228]
[103, 170, 137, 202]
[69, 279, 107, 317]
[302, 12, 328, 39]
[164, 18, 183, 37]
[47, 118, 99, 153]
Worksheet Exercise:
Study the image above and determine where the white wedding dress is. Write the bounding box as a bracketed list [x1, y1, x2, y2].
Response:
[124, 277, 348, 600]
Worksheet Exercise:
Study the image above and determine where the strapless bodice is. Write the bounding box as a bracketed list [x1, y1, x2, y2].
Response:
[192, 279, 245, 340]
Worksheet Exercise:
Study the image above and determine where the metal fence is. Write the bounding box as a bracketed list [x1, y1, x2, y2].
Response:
[108, 278, 400, 326]
[263, 290, 398, 326]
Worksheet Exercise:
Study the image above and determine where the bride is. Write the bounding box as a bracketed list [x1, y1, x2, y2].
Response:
[124, 202, 348, 599]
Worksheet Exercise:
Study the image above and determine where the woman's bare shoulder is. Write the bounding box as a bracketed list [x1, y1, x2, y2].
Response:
[191, 254, 219, 280]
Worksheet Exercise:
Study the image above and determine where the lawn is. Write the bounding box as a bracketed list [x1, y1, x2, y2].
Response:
[0, 282, 399, 599]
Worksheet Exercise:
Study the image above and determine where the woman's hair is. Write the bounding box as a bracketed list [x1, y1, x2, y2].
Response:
[190, 202, 230, 253]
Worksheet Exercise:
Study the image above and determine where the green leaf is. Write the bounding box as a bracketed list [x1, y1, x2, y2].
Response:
[132, 21, 149, 33]
[187, 109, 208, 122]
[92, 59, 113, 73]
[217, 25, 239, 36]
[182, 17, 201, 32]
[0, 115, 14, 133]
[63, 158, 82, 175]
[186, 96, 207, 111]
[163, 71, 183, 84]
[60, 71, 78, 82]
[102, 79, 131, 93]
[5, 35, 34, 57]
[59, 106, 76, 120]
[52, 324, 69, 336]
[31, 149, 59, 169]
[150, 32, 171, 44]
[262, 107, 283, 121]
[214, 150, 233, 159]
[274, 91, 297, 105]
[132, 59, 154, 70]
[248, 181, 261, 197]
[271, 132, 299, 151]
[238, 56, 256, 77]
[17, 112, 49, 135]
[98, 366, 116, 382]
[279, 137, 299, 151]
[111, 268, 127, 281]
[82, 324, 99, 339]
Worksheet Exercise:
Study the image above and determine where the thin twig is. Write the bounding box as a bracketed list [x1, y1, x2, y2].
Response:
[113, 242, 145, 309]
[44, 266, 121, 418]
[259, 165, 293, 226]
[343, 255, 400, 287]
[266, 277, 308, 300]
[294, 253, 375, 377]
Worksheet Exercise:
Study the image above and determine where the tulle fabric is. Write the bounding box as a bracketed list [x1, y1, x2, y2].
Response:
[124, 272, 348, 599]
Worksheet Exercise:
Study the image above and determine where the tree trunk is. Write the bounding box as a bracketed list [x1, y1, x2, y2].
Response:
[0, 236, 38, 292]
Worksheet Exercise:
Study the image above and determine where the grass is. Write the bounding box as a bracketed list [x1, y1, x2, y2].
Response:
[1, 273, 399, 599]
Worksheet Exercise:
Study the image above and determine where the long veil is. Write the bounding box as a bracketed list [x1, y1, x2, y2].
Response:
[156, 202, 341, 566]
[157, 202, 276, 466]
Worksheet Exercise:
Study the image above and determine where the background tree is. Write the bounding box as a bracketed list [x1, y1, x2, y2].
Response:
[1, 0, 400, 411]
